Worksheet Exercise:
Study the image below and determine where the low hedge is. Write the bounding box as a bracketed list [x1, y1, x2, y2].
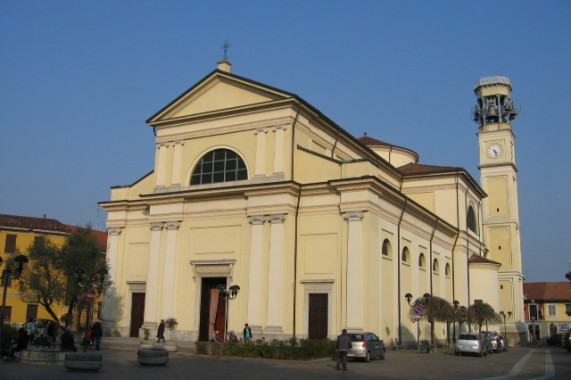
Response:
[197, 338, 336, 360]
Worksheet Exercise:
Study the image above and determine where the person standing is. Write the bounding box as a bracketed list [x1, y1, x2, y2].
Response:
[91, 320, 103, 351]
[157, 319, 165, 343]
[336, 329, 352, 371]
[243, 323, 252, 342]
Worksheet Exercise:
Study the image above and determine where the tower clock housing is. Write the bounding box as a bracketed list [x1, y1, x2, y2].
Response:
[474, 76, 524, 338]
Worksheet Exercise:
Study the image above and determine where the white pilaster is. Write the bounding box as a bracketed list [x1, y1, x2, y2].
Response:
[272, 125, 287, 175]
[266, 214, 286, 332]
[144, 222, 164, 326]
[170, 140, 184, 187]
[161, 221, 180, 319]
[344, 211, 363, 330]
[247, 215, 266, 330]
[156, 143, 169, 188]
[254, 128, 268, 178]
[102, 227, 122, 327]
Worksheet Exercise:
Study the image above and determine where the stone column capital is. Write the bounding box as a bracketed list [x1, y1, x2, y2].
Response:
[166, 221, 181, 230]
[254, 127, 268, 134]
[344, 211, 364, 222]
[248, 215, 266, 225]
[150, 222, 165, 231]
[268, 214, 286, 224]
[273, 124, 287, 132]
[108, 227, 123, 236]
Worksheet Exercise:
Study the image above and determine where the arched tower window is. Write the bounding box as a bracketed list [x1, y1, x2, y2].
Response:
[382, 239, 391, 257]
[401, 247, 409, 263]
[467, 206, 477, 233]
[445, 263, 451, 276]
[433, 259, 439, 273]
[191, 148, 248, 185]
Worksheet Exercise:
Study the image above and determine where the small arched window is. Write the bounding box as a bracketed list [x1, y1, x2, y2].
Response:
[382, 239, 391, 256]
[401, 247, 409, 263]
[418, 253, 426, 268]
[445, 263, 451, 276]
[467, 206, 477, 233]
[433, 259, 439, 273]
[191, 148, 247, 185]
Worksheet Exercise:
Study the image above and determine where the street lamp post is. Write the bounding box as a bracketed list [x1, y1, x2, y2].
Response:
[0, 255, 28, 352]
[499, 311, 512, 338]
[453, 300, 460, 343]
[217, 284, 240, 342]
[74, 267, 107, 349]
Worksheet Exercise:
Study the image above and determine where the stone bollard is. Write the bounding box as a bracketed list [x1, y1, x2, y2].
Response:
[137, 348, 169, 366]
[64, 352, 103, 371]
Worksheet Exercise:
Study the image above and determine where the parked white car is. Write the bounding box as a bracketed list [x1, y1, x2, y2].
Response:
[455, 333, 487, 357]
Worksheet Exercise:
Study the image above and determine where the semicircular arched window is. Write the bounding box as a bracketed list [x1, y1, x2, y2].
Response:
[467, 206, 477, 233]
[191, 149, 248, 185]
[382, 239, 391, 257]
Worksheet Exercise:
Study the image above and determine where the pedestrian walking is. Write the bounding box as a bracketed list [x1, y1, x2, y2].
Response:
[336, 329, 352, 371]
[157, 319, 165, 343]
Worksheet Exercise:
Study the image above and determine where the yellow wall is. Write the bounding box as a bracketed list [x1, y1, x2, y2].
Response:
[0, 230, 68, 324]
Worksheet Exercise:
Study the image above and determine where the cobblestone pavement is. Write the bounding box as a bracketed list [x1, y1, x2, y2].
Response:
[1, 340, 570, 380]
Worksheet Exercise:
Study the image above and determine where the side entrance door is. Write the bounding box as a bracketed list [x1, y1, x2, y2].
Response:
[308, 293, 328, 339]
[130, 292, 145, 337]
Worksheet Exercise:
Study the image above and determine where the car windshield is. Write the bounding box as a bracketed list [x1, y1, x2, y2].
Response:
[349, 334, 364, 342]
[459, 334, 478, 340]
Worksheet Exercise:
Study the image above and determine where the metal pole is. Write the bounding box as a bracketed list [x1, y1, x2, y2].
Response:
[0, 269, 10, 350]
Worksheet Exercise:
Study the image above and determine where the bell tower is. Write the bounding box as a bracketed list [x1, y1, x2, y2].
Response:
[474, 76, 524, 340]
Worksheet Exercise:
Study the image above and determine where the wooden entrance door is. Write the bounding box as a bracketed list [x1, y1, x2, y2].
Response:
[199, 277, 226, 341]
[130, 293, 145, 337]
[308, 293, 328, 339]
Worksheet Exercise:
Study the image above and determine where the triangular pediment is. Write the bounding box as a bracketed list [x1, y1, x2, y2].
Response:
[147, 71, 293, 124]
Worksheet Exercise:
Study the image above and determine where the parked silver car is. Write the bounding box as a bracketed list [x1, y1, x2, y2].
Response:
[455, 333, 487, 357]
[347, 332, 385, 362]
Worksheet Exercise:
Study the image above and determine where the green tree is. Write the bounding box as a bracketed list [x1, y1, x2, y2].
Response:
[59, 225, 107, 329]
[17, 225, 107, 328]
[409, 295, 454, 348]
[467, 302, 500, 332]
[18, 238, 66, 321]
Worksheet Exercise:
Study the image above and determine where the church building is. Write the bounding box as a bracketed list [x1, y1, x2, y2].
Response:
[100, 62, 525, 345]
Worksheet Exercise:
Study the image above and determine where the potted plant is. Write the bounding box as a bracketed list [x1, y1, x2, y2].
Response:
[140, 328, 153, 348]
[164, 318, 178, 352]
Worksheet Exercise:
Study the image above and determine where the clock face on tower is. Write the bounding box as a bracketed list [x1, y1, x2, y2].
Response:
[487, 143, 502, 158]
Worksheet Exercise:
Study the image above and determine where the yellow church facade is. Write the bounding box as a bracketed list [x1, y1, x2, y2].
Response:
[100, 62, 525, 345]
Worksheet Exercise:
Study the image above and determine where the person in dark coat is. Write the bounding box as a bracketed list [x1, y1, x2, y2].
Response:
[157, 319, 165, 343]
[90, 320, 103, 351]
[60, 328, 77, 351]
[336, 329, 352, 371]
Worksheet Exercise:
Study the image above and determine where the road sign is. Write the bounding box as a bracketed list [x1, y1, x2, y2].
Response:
[413, 305, 424, 316]
[562, 324, 568, 331]
[87, 288, 96, 303]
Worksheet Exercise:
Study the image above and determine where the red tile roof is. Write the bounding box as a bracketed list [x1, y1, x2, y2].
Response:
[357, 135, 393, 147]
[399, 163, 463, 175]
[0, 213, 70, 234]
[66, 225, 108, 248]
[523, 282, 571, 302]
[469, 254, 501, 266]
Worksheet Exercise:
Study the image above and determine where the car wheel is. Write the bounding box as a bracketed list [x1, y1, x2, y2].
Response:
[380, 350, 385, 360]
[364, 351, 370, 362]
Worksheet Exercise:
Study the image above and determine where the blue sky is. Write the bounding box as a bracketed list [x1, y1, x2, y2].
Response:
[1, 1, 569, 283]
